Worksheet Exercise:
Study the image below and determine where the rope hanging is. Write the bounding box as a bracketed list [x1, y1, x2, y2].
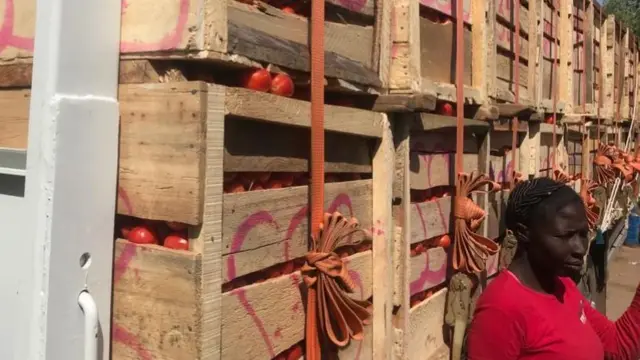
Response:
[451, 0, 501, 274]
[304, 0, 371, 357]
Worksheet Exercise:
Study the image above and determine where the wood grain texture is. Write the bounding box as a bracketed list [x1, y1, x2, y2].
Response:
[112, 240, 201, 360]
[407, 288, 449, 360]
[220, 251, 373, 360]
[221, 180, 373, 281]
[420, 17, 472, 86]
[410, 197, 451, 244]
[409, 153, 479, 190]
[224, 118, 373, 173]
[408, 247, 447, 296]
[487, 190, 509, 240]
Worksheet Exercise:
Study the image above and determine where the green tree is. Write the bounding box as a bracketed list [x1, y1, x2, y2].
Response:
[604, 0, 640, 37]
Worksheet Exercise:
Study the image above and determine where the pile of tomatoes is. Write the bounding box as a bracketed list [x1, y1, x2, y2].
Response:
[411, 186, 453, 203]
[410, 235, 451, 257]
[224, 172, 367, 193]
[242, 68, 295, 97]
[273, 342, 304, 360]
[118, 217, 190, 251]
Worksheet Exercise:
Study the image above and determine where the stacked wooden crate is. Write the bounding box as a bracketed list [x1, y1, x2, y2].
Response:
[0, 0, 399, 359]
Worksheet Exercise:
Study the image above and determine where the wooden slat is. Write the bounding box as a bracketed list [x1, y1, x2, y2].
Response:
[407, 288, 449, 360]
[221, 180, 373, 281]
[409, 153, 479, 190]
[224, 118, 373, 173]
[227, 2, 380, 86]
[112, 240, 201, 360]
[410, 197, 451, 244]
[488, 190, 509, 240]
[223, 86, 383, 138]
[220, 250, 373, 359]
[408, 247, 447, 295]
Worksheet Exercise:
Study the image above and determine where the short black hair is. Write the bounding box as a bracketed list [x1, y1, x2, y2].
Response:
[505, 177, 583, 233]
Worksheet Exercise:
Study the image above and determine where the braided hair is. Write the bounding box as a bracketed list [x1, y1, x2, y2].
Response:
[505, 177, 584, 242]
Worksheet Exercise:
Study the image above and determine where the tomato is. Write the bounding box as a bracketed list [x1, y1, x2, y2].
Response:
[225, 182, 246, 193]
[266, 179, 284, 189]
[271, 73, 295, 97]
[280, 261, 295, 274]
[437, 102, 455, 116]
[166, 221, 187, 231]
[438, 234, 452, 249]
[286, 344, 303, 360]
[281, 6, 295, 14]
[545, 114, 555, 124]
[241, 69, 271, 92]
[164, 233, 189, 250]
[120, 225, 132, 239]
[415, 243, 425, 255]
[253, 172, 272, 183]
[127, 226, 158, 245]
[251, 183, 265, 191]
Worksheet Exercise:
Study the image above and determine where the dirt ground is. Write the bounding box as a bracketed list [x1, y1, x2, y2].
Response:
[606, 246, 640, 320]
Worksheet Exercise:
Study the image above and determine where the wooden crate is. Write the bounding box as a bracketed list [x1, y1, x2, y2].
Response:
[486, 119, 528, 240]
[389, 0, 487, 104]
[492, 0, 535, 106]
[0, 0, 391, 89]
[0, 82, 395, 360]
[390, 113, 498, 360]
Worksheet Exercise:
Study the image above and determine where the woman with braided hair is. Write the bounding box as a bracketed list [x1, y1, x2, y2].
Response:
[466, 177, 640, 360]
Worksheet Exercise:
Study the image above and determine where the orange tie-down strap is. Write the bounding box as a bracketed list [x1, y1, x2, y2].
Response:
[579, 178, 601, 230]
[304, 212, 373, 360]
[452, 171, 502, 273]
[593, 143, 618, 185]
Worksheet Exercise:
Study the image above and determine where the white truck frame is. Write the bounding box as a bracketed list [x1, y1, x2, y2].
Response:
[0, 0, 121, 358]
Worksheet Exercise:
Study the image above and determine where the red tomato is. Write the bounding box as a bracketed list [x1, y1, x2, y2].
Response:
[545, 114, 555, 124]
[271, 73, 295, 97]
[164, 233, 189, 250]
[266, 179, 284, 189]
[415, 243, 426, 255]
[119, 225, 132, 239]
[166, 221, 187, 231]
[438, 234, 452, 249]
[280, 261, 295, 274]
[287, 344, 303, 360]
[437, 102, 455, 116]
[281, 6, 295, 14]
[253, 172, 272, 183]
[127, 226, 158, 245]
[251, 183, 265, 191]
[225, 182, 246, 193]
[241, 69, 271, 92]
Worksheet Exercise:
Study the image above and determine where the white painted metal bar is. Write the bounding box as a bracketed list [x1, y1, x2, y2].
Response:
[77, 291, 99, 360]
[0, 0, 121, 358]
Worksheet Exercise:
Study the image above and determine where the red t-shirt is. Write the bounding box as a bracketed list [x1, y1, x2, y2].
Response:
[467, 271, 640, 360]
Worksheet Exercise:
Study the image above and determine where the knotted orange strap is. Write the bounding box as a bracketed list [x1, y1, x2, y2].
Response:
[552, 168, 577, 185]
[452, 171, 502, 273]
[593, 143, 617, 185]
[579, 178, 600, 230]
[303, 212, 372, 359]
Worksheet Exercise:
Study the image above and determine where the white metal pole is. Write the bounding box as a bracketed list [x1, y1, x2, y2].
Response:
[24, 0, 122, 358]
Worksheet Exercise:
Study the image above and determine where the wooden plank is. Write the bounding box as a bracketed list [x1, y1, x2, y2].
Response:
[224, 86, 383, 138]
[220, 250, 373, 360]
[389, 0, 422, 93]
[371, 115, 395, 360]
[227, 3, 380, 86]
[420, 17, 472, 87]
[409, 153, 479, 190]
[419, 0, 471, 24]
[487, 190, 509, 240]
[224, 118, 373, 173]
[410, 197, 451, 244]
[0, 90, 30, 149]
[410, 130, 479, 153]
[407, 288, 449, 360]
[413, 113, 490, 132]
[408, 247, 447, 296]
[112, 240, 201, 360]
[472, 0, 495, 102]
[221, 180, 373, 281]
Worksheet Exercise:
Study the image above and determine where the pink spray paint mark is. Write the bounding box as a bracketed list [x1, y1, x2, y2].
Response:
[117, 185, 134, 215]
[0, 0, 35, 53]
[112, 242, 154, 358]
[225, 193, 357, 357]
[414, 203, 429, 239]
[409, 251, 447, 295]
[119, 0, 189, 52]
[336, 0, 368, 13]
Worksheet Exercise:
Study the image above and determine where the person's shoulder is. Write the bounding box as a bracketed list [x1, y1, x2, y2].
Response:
[477, 271, 530, 311]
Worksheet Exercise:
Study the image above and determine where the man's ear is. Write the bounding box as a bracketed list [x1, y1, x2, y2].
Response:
[514, 222, 530, 246]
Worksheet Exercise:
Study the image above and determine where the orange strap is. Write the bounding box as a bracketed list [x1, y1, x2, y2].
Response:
[454, 0, 464, 173]
[596, 8, 602, 143]
[450, 3, 501, 274]
[306, 0, 325, 357]
[551, 3, 558, 172]
[511, 0, 520, 188]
